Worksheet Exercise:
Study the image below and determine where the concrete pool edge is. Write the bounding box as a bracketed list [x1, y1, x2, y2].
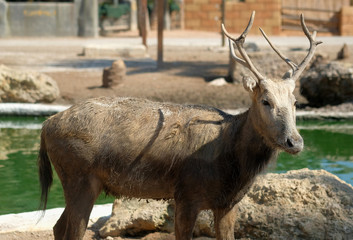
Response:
[0, 203, 112, 233]
[0, 103, 70, 117]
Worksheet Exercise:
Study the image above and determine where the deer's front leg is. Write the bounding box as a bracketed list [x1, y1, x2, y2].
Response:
[213, 206, 237, 240]
[174, 200, 200, 240]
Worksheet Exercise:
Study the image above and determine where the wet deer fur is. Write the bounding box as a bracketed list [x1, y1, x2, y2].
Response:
[38, 11, 320, 240]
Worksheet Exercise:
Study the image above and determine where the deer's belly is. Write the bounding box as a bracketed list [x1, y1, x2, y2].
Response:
[103, 176, 175, 199]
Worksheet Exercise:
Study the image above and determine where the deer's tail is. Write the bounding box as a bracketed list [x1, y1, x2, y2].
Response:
[38, 134, 53, 212]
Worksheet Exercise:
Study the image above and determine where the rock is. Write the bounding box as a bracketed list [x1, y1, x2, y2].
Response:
[99, 198, 214, 238]
[337, 43, 349, 60]
[300, 61, 353, 107]
[193, 210, 215, 237]
[234, 169, 353, 240]
[0, 65, 60, 103]
[140, 232, 175, 240]
[99, 198, 174, 238]
[208, 78, 228, 86]
[102, 59, 126, 88]
[100, 169, 353, 239]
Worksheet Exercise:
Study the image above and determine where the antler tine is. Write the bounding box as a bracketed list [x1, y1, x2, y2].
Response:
[222, 25, 247, 68]
[259, 27, 298, 73]
[290, 13, 323, 82]
[227, 39, 248, 68]
[240, 11, 255, 39]
[221, 11, 254, 42]
[222, 11, 265, 81]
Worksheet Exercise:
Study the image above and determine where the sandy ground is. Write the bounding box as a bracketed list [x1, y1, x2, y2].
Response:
[1, 31, 353, 111]
[0, 30, 353, 239]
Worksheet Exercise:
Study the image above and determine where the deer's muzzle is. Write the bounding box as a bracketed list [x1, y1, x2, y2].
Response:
[283, 135, 303, 154]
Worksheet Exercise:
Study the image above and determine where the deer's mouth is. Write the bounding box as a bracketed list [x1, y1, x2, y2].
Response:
[279, 136, 304, 154]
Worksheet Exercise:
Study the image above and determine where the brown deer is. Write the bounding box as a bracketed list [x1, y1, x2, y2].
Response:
[38, 11, 321, 240]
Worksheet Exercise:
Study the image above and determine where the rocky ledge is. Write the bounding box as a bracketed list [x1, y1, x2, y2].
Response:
[100, 169, 353, 239]
[1, 169, 352, 240]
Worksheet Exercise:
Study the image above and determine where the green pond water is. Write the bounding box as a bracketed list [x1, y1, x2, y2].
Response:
[0, 116, 352, 215]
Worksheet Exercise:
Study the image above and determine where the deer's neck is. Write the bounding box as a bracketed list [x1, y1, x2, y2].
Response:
[224, 108, 277, 167]
[238, 108, 278, 167]
[218, 109, 278, 207]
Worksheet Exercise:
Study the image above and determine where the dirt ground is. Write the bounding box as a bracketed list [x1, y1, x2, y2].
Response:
[0, 32, 353, 240]
[1, 35, 353, 111]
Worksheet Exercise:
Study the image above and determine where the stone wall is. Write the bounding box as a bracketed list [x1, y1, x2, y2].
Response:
[184, 0, 353, 36]
[7, 2, 77, 37]
[184, 0, 222, 32]
[225, 0, 281, 35]
[184, 0, 280, 35]
[2, 0, 98, 37]
[341, 6, 353, 35]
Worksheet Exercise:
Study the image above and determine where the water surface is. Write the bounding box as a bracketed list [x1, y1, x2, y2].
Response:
[276, 120, 353, 184]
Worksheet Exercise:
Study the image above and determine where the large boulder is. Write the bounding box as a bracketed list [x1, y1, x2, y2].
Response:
[100, 169, 353, 239]
[300, 61, 353, 107]
[0, 65, 60, 103]
[99, 199, 214, 238]
[234, 168, 353, 240]
[99, 198, 174, 238]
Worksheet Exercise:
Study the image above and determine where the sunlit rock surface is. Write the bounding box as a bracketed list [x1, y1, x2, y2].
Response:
[100, 169, 353, 239]
[0, 65, 60, 103]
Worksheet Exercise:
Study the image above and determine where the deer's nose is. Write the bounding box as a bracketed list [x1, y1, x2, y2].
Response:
[285, 135, 303, 154]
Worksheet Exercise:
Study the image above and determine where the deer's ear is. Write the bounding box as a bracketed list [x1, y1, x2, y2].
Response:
[242, 76, 258, 92]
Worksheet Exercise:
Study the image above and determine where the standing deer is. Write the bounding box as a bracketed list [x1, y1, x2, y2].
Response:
[38, 11, 321, 240]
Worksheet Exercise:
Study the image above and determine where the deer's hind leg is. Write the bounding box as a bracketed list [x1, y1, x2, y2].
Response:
[53, 174, 102, 240]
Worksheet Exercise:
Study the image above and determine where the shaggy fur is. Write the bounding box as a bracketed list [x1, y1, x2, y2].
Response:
[38, 77, 303, 239]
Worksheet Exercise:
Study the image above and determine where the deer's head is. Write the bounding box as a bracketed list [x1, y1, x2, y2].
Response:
[222, 11, 322, 154]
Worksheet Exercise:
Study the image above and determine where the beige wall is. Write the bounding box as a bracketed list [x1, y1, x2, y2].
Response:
[184, 0, 353, 35]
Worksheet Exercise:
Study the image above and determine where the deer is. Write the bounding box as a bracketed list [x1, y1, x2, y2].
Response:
[38, 11, 321, 240]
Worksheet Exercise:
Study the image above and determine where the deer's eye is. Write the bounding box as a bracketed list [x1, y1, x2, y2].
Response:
[262, 100, 270, 106]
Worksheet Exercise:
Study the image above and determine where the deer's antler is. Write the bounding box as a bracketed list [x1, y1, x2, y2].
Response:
[221, 11, 265, 82]
[222, 12, 322, 83]
[259, 14, 322, 81]
[259, 28, 298, 73]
